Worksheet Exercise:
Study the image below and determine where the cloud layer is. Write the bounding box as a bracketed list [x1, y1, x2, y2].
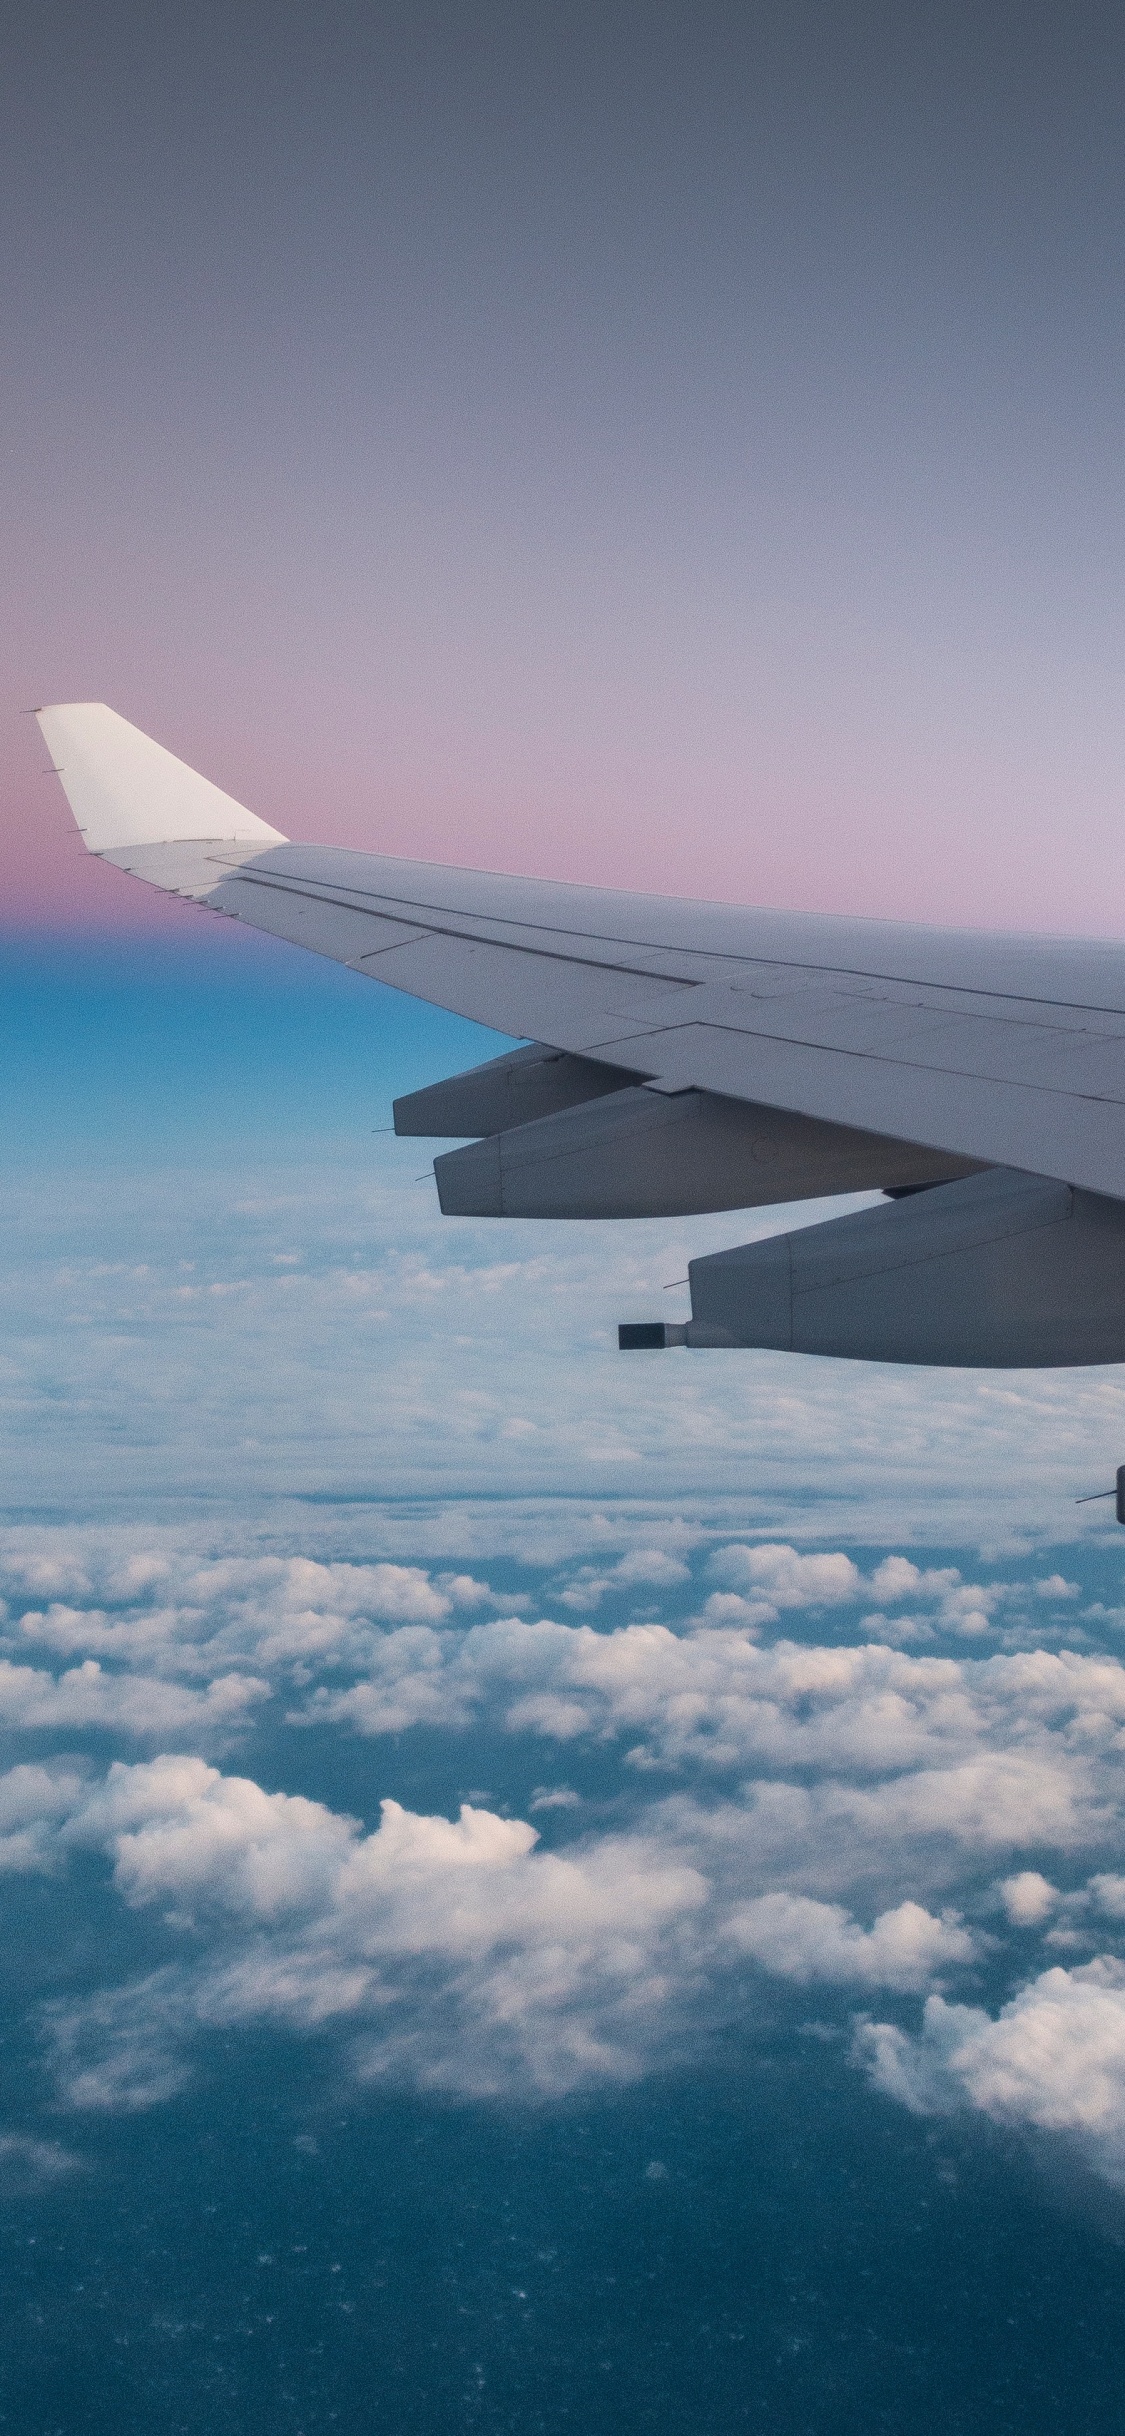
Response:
[21, 1753, 970, 2107]
[4, 1516, 1125, 2172]
[7, 1130, 1125, 1540]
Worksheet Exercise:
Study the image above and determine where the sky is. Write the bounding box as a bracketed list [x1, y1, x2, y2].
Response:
[5, 0, 1125, 934]
[7, 5, 1125, 2432]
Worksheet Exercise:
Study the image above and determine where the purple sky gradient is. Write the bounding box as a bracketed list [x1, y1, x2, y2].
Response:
[4, 1, 1125, 935]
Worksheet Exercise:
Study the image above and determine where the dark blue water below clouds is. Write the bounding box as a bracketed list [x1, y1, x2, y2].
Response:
[6, 2018, 1125, 2436]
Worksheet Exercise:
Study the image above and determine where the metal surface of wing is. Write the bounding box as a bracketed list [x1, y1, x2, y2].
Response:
[35, 703, 1125, 1220]
[167, 842, 1125, 1204]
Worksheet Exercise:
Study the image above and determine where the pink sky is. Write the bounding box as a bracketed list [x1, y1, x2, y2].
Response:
[5, 3, 1125, 944]
[8, 570, 1125, 944]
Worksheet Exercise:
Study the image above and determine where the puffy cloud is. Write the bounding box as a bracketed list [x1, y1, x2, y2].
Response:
[858, 1962, 1125, 2180]
[9, 1750, 1003, 2110]
[302, 1625, 1125, 1850]
[699, 1591, 767, 1628]
[865, 1559, 1008, 1640]
[670, 1751, 1098, 1919]
[37, 1762, 707, 2100]
[0, 1657, 267, 1739]
[180, 1556, 459, 1671]
[1088, 1874, 1125, 1919]
[936, 1585, 1000, 1639]
[557, 1547, 692, 1611]
[612, 1548, 692, 1588]
[8, 1518, 1125, 2161]
[0, 1764, 88, 1874]
[70, 1756, 360, 1920]
[0, 1535, 1056, 1731]
[2, 1554, 92, 1600]
[196, 1554, 456, 1623]
[824, 1753, 1094, 1856]
[0, 1545, 509, 1719]
[725, 1894, 973, 1990]
[870, 1557, 938, 1602]
[999, 1871, 1060, 1926]
[706, 1544, 863, 1619]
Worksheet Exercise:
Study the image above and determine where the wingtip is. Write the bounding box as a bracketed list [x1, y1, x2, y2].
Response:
[35, 702, 287, 854]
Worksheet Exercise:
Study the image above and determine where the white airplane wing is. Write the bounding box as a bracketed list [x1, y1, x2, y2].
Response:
[36, 701, 1125, 1367]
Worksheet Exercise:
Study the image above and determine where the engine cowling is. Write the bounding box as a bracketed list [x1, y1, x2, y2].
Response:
[679, 1167, 1125, 1367]
[393, 1045, 635, 1137]
[432, 1083, 976, 1219]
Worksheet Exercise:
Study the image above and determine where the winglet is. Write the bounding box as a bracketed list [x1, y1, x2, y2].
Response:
[35, 703, 288, 852]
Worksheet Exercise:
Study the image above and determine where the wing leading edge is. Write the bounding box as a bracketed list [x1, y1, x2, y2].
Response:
[36, 703, 1125, 1365]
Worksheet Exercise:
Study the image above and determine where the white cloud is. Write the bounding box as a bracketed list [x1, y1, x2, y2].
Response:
[3, 1554, 93, 1599]
[8, 1515, 1125, 2162]
[39, 1762, 710, 2100]
[1088, 1874, 1125, 1919]
[999, 1871, 1059, 1926]
[858, 1961, 1125, 2180]
[0, 1546, 504, 1714]
[699, 1591, 768, 1628]
[612, 1549, 692, 1588]
[0, 1764, 88, 1874]
[70, 1756, 360, 1920]
[298, 1623, 1125, 1847]
[706, 1545, 863, 1616]
[556, 1547, 692, 1611]
[0, 1657, 267, 1739]
[0, 1537, 1097, 1758]
[726, 1894, 973, 1990]
[9, 1750, 1008, 2110]
[44, 1971, 196, 2113]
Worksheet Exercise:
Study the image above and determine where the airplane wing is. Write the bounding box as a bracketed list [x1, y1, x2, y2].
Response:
[36, 701, 1125, 1367]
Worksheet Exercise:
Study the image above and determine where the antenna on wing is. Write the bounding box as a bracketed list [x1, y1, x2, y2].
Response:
[1076, 1465, 1125, 1521]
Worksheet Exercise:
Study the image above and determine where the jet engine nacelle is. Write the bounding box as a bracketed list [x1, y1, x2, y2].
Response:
[678, 1168, 1125, 1367]
[431, 1080, 976, 1219]
[393, 1045, 635, 1138]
